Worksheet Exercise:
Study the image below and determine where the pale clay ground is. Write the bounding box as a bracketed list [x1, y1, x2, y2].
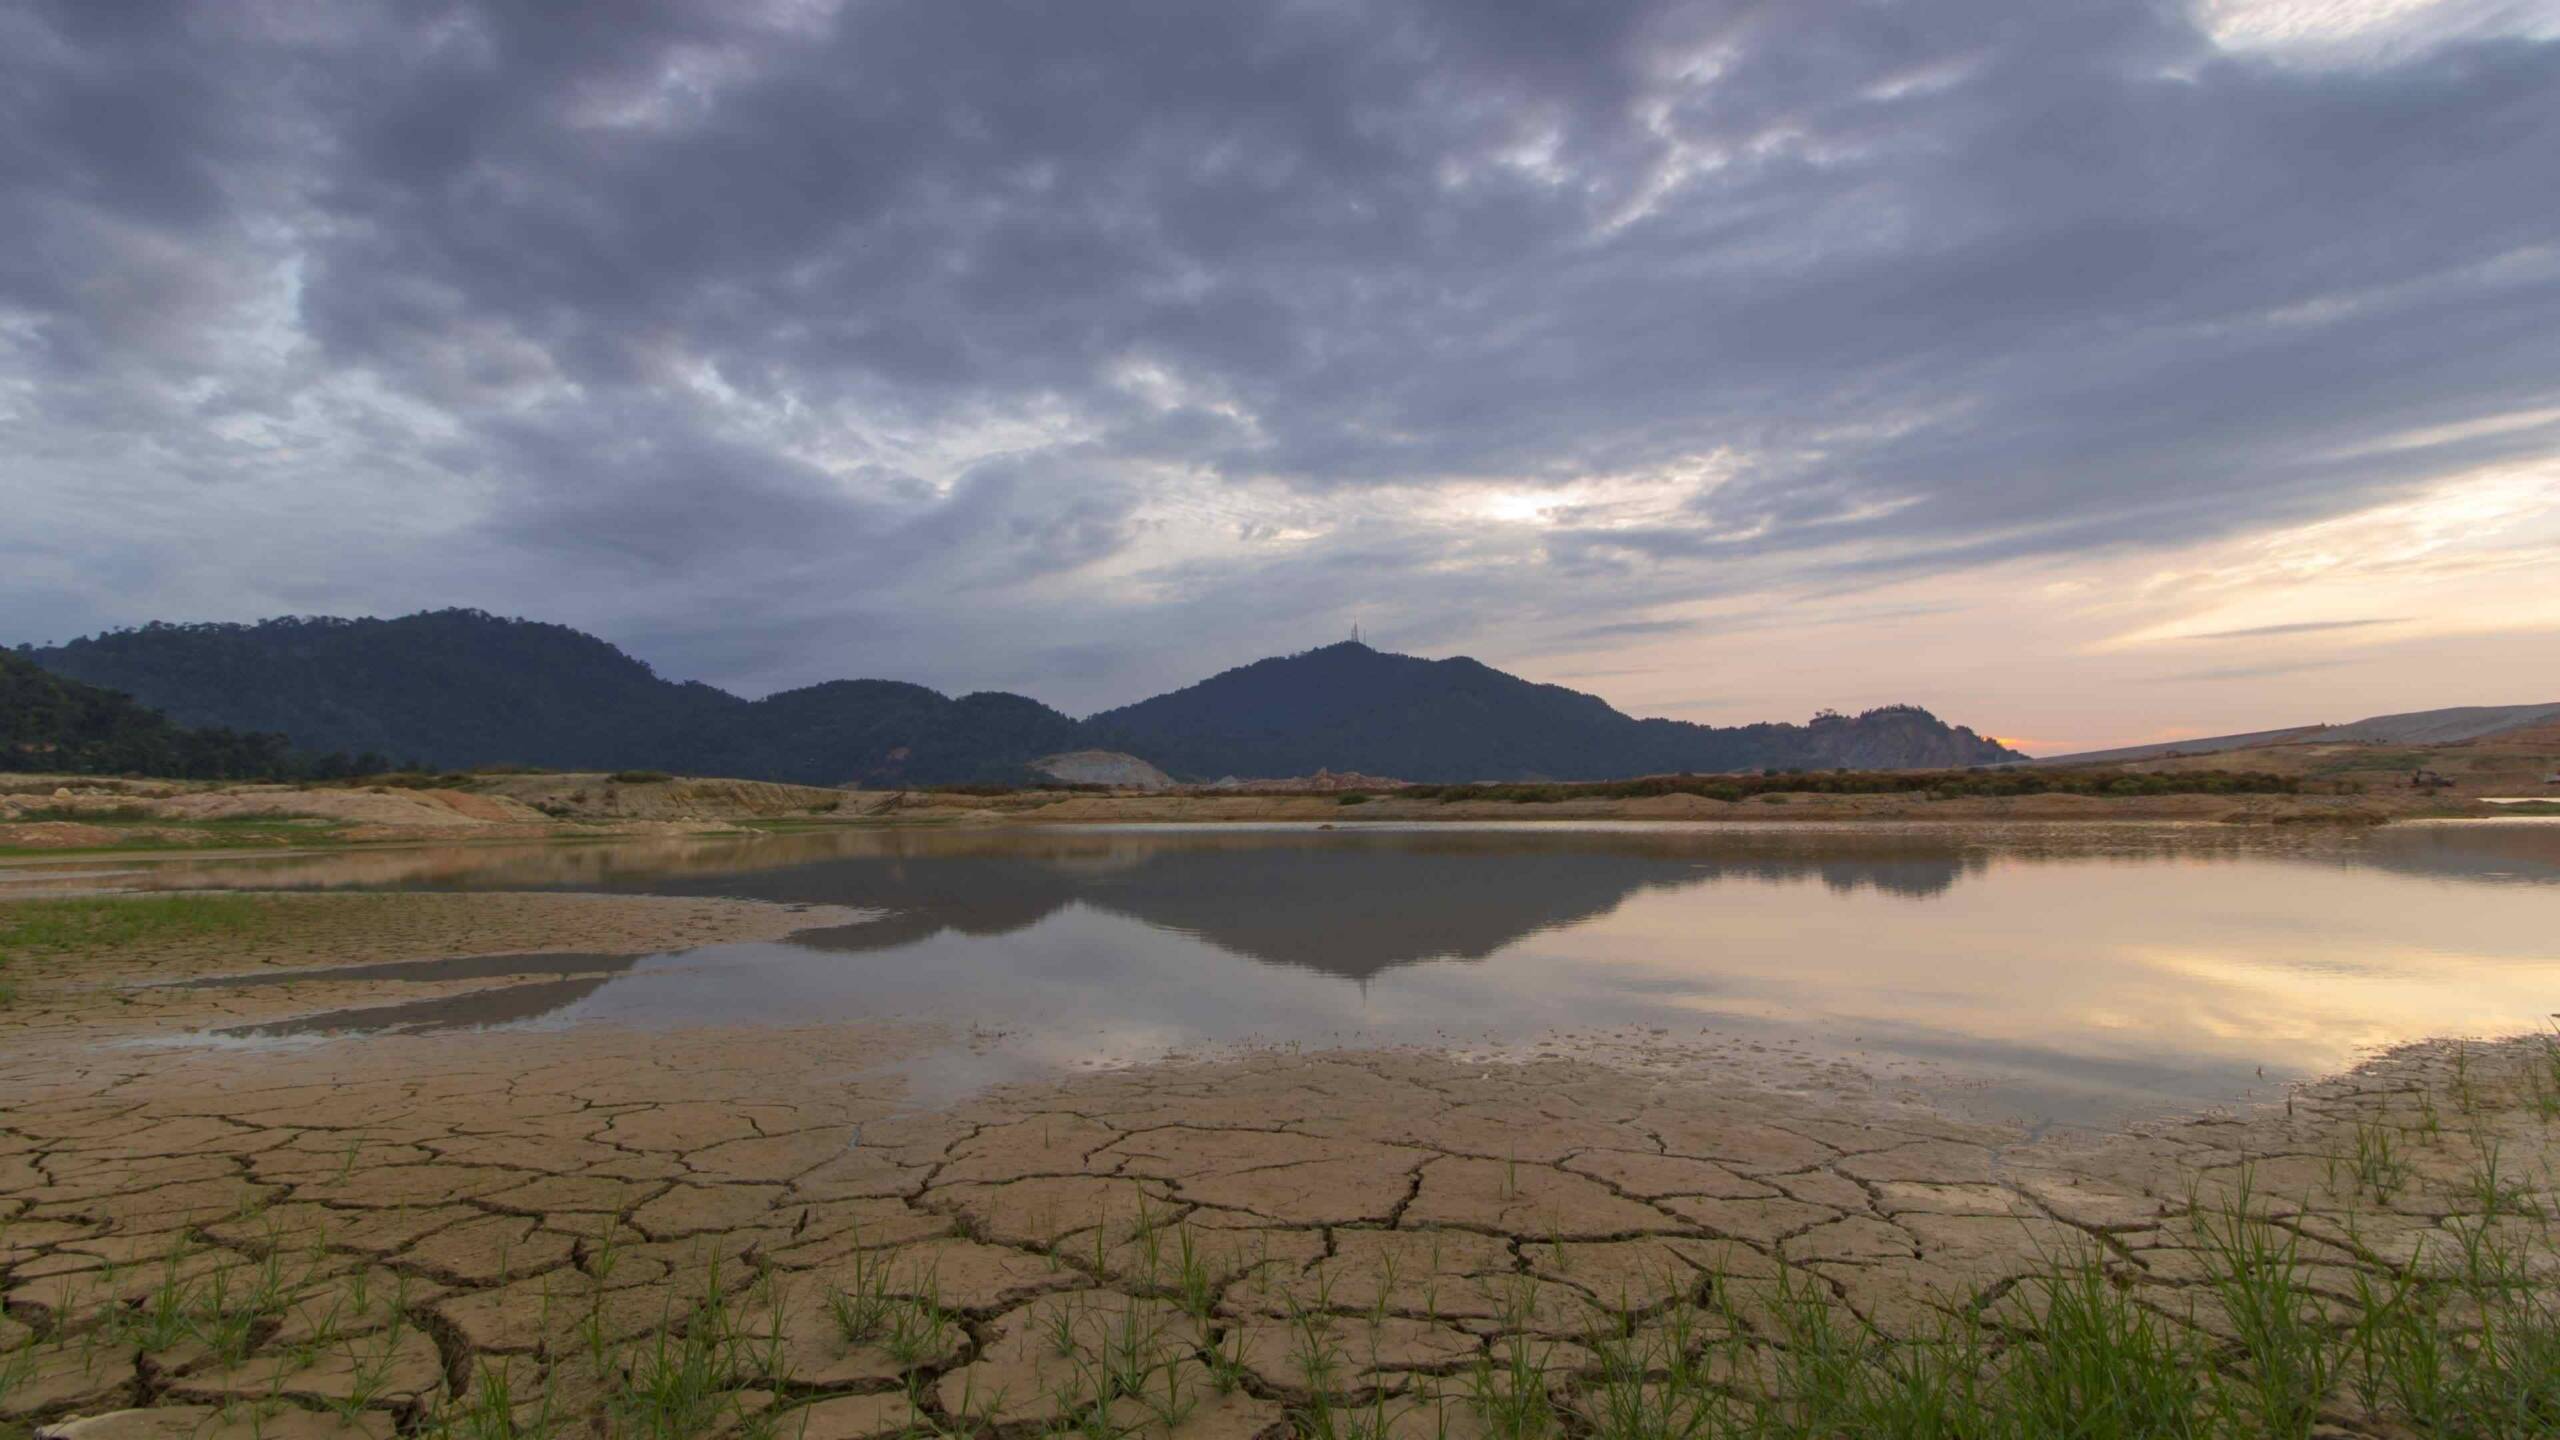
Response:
[2, 890, 2555, 1439]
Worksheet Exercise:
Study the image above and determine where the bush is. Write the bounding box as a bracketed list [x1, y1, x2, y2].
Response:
[360, 771, 471, 789]
[610, 770, 674, 784]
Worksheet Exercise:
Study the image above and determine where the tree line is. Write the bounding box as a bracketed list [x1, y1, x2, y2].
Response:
[1, 651, 422, 782]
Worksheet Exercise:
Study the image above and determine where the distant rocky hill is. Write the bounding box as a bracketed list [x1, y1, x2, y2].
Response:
[18, 611, 2019, 784]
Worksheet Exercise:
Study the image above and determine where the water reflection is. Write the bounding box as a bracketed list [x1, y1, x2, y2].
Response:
[43, 820, 2560, 1127]
[2363, 820, 2560, 885]
[32, 826, 2026, 977]
[696, 838, 1993, 979]
[53, 821, 2560, 984]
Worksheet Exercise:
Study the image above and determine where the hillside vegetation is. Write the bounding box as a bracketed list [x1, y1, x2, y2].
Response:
[23, 613, 1077, 787]
[23, 612, 736, 773]
[0, 651, 299, 780]
[21, 611, 2017, 785]
[1089, 642, 2016, 780]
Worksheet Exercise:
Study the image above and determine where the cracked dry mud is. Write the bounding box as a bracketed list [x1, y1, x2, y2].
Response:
[2, 890, 2556, 1440]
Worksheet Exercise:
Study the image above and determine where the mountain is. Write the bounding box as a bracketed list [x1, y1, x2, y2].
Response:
[669, 680, 1082, 787]
[24, 613, 740, 773]
[17, 611, 2019, 784]
[1086, 641, 2016, 780]
[0, 650, 299, 779]
[21, 613, 1078, 787]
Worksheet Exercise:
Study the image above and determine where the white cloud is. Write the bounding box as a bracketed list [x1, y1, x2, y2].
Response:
[2197, 0, 2560, 61]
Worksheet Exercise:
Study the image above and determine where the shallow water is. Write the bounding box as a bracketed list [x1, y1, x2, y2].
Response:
[57, 819, 2560, 1127]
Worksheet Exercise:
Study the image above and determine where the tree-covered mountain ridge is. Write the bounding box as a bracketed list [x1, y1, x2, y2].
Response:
[19, 610, 2021, 784]
[1, 649, 302, 779]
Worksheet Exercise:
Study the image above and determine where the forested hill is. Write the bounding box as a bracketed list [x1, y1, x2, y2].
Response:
[25, 612, 738, 774]
[0, 650, 300, 779]
[1085, 642, 2018, 779]
[19, 612, 2019, 784]
[20, 613, 1080, 787]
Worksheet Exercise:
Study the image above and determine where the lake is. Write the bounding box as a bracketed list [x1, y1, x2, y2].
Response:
[52, 819, 2560, 1129]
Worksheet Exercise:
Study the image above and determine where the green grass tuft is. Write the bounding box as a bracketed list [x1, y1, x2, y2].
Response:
[0, 893, 301, 953]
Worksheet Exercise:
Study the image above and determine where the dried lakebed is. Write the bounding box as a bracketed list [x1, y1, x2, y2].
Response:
[2, 828, 2558, 1438]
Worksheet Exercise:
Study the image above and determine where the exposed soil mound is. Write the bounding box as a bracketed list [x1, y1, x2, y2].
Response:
[161, 787, 548, 828]
[445, 773, 854, 820]
[1030, 750, 1175, 790]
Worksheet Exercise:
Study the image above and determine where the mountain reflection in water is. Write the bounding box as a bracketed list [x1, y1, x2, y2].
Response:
[103, 820, 2560, 984]
[702, 840, 1990, 980]
[88, 820, 2560, 1126]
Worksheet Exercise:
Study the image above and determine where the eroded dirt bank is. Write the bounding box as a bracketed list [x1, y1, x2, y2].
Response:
[2, 893, 2556, 1438]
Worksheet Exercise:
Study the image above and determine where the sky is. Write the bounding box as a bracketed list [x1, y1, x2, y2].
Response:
[6, 0, 2559, 755]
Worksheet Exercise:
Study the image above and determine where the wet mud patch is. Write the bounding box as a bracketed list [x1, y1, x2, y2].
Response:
[0, 890, 865, 1060]
[162, 951, 641, 990]
[208, 974, 630, 1038]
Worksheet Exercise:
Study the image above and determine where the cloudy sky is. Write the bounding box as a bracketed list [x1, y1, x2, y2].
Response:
[7, 0, 2558, 753]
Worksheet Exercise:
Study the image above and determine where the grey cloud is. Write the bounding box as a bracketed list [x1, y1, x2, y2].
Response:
[1544, 667, 1672, 682]
[3, 0, 2557, 708]
[1557, 619, 1698, 644]
[2166, 660, 2356, 683]
[2186, 619, 2412, 641]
